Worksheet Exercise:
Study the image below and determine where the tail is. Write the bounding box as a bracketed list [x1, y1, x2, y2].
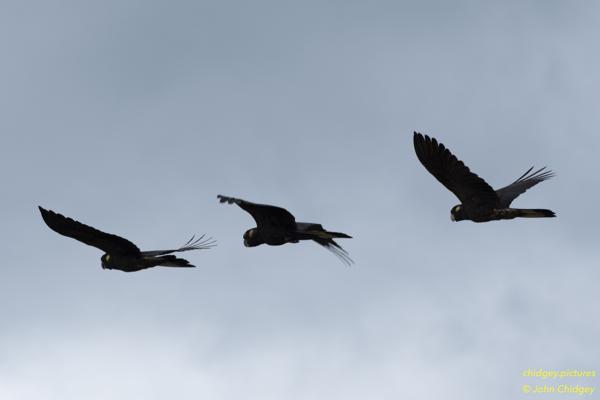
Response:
[498, 208, 556, 219]
[299, 230, 352, 241]
[320, 230, 352, 239]
[295, 223, 352, 239]
[293, 223, 353, 265]
[516, 208, 556, 218]
[149, 255, 196, 268]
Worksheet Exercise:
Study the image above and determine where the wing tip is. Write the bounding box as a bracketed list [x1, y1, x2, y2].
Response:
[217, 194, 235, 204]
[38, 206, 56, 224]
[413, 131, 444, 154]
[413, 131, 424, 144]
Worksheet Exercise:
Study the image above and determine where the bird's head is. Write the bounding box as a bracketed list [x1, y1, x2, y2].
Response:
[101, 254, 112, 270]
[243, 228, 263, 247]
[450, 205, 466, 222]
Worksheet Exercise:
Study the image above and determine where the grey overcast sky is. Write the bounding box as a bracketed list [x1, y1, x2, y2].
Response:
[1, 1, 598, 399]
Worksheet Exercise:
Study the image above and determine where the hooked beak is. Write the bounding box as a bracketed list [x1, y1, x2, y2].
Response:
[243, 240, 250, 247]
[451, 214, 456, 221]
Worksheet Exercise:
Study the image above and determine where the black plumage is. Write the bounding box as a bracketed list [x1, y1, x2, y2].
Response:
[39, 206, 215, 272]
[217, 195, 353, 265]
[413, 132, 556, 222]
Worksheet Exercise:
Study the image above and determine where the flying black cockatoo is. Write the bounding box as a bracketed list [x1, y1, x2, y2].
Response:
[217, 195, 353, 265]
[39, 206, 215, 272]
[413, 132, 556, 222]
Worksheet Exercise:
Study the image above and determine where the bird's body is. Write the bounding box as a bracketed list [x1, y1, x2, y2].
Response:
[98, 243, 208, 272]
[217, 195, 353, 265]
[413, 132, 556, 222]
[39, 207, 215, 272]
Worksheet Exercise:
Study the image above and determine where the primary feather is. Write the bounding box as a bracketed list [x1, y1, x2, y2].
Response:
[495, 167, 555, 208]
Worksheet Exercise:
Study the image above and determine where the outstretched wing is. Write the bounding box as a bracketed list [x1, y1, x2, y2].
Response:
[495, 167, 555, 208]
[311, 238, 354, 266]
[217, 195, 296, 230]
[39, 206, 141, 256]
[413, 132, 498, 207]
[141, 234, 216, 257]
